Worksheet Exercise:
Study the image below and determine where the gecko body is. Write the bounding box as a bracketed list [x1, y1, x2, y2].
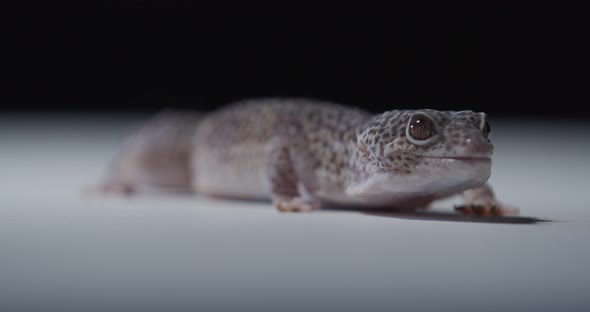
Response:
[98, 98, 513, 215]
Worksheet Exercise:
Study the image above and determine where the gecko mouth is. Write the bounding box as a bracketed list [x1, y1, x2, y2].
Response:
[416, 155, 492, 162]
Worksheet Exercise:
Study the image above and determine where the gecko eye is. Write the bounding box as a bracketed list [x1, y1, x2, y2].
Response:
[482, 121, 491, 139]
[478, 113, 491, 140]
[407, 113, 438, 144]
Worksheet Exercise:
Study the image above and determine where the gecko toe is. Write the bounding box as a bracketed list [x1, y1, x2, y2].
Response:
[455, 202, 519, 217]
[85, 181, 136, 196]
[274, 196, 319, 212]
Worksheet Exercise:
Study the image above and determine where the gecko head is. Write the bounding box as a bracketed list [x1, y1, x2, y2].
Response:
[353, 109, 493, 197]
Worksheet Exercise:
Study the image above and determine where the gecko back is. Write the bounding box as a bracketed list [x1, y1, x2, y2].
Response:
[191, 98, 370, 201]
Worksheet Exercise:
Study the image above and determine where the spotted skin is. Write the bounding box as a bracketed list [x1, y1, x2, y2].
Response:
[95, 98, 516, 216]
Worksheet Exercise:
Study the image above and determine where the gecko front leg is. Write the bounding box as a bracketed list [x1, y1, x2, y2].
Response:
[265, 138, 320, 212]
[455, 183, 519, 216]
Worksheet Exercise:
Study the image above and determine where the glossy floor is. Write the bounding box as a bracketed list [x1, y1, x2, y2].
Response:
[1, 113, 589, 311]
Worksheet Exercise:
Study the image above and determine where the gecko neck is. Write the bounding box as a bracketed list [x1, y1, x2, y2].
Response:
[343, 117, 376, 190]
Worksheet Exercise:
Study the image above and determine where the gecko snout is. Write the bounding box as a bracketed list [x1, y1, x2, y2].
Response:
[455, 130, 494, 157]
[440, 124, 494, 158]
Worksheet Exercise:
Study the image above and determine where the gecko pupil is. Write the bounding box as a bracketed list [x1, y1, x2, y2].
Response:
[409, 114, 435, 140]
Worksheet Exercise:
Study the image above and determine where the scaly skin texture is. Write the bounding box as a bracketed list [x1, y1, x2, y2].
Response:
[96, 98, 517, 216]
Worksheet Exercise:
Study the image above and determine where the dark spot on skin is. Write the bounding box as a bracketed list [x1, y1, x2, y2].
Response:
[382, 132, 390, 139]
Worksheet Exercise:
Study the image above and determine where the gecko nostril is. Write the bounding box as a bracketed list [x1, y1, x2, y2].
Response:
[460, 137, 470, 147]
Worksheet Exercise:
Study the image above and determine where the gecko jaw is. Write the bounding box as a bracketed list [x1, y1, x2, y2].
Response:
[415, 155, 492, 162]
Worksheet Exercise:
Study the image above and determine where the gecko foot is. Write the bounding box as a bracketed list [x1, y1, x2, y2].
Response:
[273, 196, 320, 212]
[455, 201, 519, 217]
[458, 184, 519, 217]
[84, 180, 136, 196]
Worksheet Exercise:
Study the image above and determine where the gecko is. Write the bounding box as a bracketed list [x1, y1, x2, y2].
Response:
[95, 98, 517, 216]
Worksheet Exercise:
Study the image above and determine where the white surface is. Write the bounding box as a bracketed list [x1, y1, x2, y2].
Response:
[1, 113, 589, 311]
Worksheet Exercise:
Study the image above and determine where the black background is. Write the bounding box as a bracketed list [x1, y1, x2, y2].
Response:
[4, 1, 589, 117]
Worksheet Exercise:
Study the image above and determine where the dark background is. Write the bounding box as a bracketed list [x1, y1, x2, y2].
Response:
[4, 1, 589, 117]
